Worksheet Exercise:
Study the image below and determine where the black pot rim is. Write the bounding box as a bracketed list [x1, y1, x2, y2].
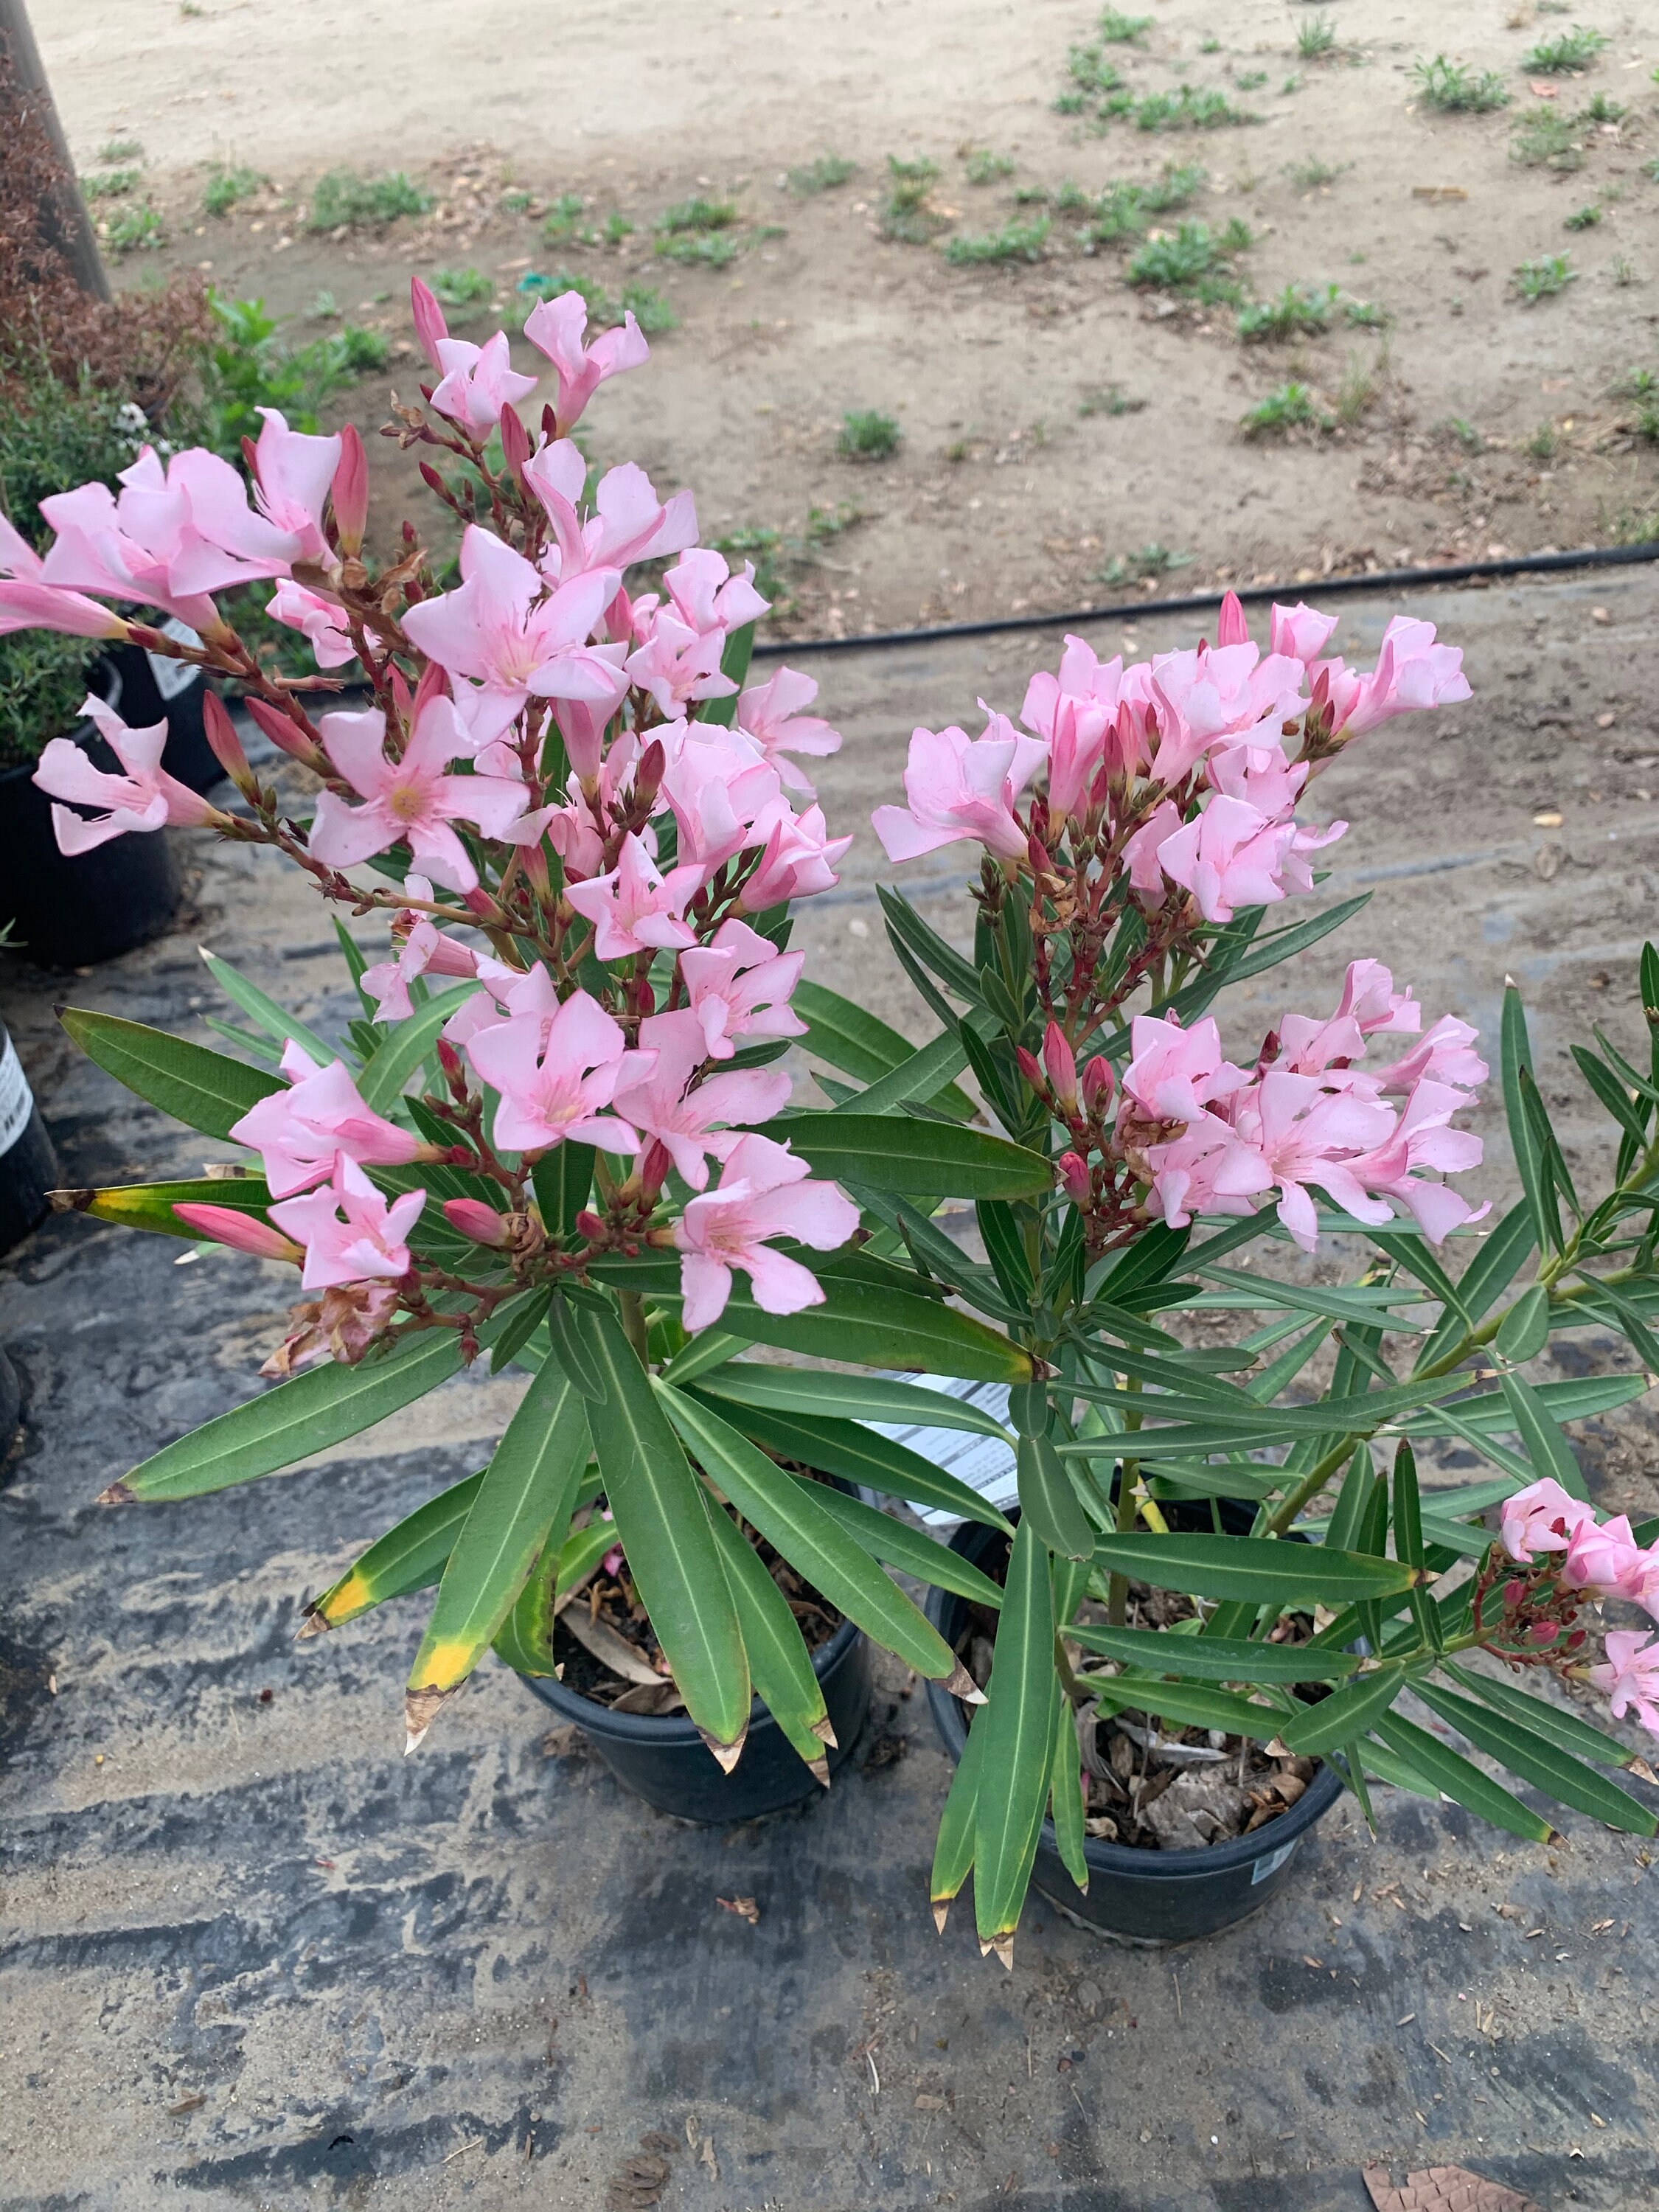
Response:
[926, 1668, 1342, 1880]
[524, 1604, 863, 1746]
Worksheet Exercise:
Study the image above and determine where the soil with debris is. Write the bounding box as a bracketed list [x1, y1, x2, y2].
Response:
[553, 1500, 842, 1715]
[956, 1576, 1323, 1851]
[42, 0, 1659, 640]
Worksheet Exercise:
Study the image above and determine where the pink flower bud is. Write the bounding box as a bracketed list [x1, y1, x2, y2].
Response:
[1043, 1020, 1079, 1110]
[243, 694, 322, 766]
[636, 1137, 671, 1197]
[1216, 588, 1250, 650]
[1057, 1151, 1091, 1206]
[1015, 1045, 1044, 1093]
[171, 1202, 302, 1262]
[331, 424, 368, 556]
[1080, 1055, 1115, 1114]
[1526, 1621, 1562, 1647]
[441, 1197, 512, 1247]
[411, 655, 448, 722]
[498, 401, 532, 476]
[574, 1208, 606, 1241]
[436, 1039, 465, 1085]
[201, 689, 254, 796]
[410, 276, 449, 371]
[1502, 1579, 1526, 1610]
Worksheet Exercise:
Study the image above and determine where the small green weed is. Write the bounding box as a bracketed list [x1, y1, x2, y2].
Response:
[838, 409, 902, 459]
[1295, 15, 1337, 59]
[1200, 37, 1221, 55]
[620, 284, 677, 334]
[789, 154, 858, 195]
[97, 137, 143, 163]
[1512, 251, 1577, 302]
[1237, 279, 1340, 341]
[1234, 70, 1267, 90]
[543, 193, 595, 244]
[1135, 86, 1256, 129]
[1610, 254, 1637, 288]
[1512, 107, 1584, 168]
[206, 296, 387, 448]
[1241, 380, 1326, 436]
[499, 189, 535, 215]
[1564, 202, 1603, 229]
[1525, 421, 1561, 461]
[1413, 55, 1510, 112]
[1068, 45, 1125, 98]
[82, 170, 140, 201]
[1079, 383, 1147, 415]
[655, 229, 740, 268]
[1286, 157, 1349, 189]
[1099, 6, 1152, 38]
[945, 216, 1051, 264]
[1439, 415, 1483, 451]
[203, 164, 263, 217]
[1580, 92, 1626, 122]
[1125, 217, 1251, 299]
[1523, 24, 1608, 72]
[1093, 543, 1193, 585]
[309, 289, 338, 320]
[309, 169, 433, 230]
[431, 265, 493, 309]
[1603, 500, 1659, 544]
[604, 212, 635, 245]
[880, 156, 947, 244]
[1336, 354, 1380, 425]
[963, 147, 1018, 184]
[660, 195, 740, 234]
[806, 501, 864, 540]
[1343, 298, 1390, 327]
[104, 203, 164, 254]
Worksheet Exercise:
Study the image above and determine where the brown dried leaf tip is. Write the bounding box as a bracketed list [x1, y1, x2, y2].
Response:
[48, 1189, 95, 1214]
[1363, 2164, 1543, 2212]
[931, 1899, 950, 1935]
[293, 1606, 330, 1642]
[403, 1684, 453, 1753]
[95, 1480, 136, 1506]
[698, 1725, 747, 1775]
[945, 1658, 987, 1706]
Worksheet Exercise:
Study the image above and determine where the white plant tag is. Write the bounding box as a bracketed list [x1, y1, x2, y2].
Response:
[0, 1033, 35, 1161]
[148, 616, 202, 703]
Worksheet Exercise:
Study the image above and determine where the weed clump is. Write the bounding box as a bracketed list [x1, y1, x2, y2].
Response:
[789, 155, 858, 195]
[308, 169, 433, 231]
[82, 169, 140, 201]
[1295, 16, 1338, 60]
[1237, 280, 1340, 341]
[963, 148, 1017, 185]
[945, 216, 1051, 265]
[879, 157, 947, 244]
[202, 164, 264, 218]
[1241, 381, 1327, 437]
[1523, 25, 1609, 73]
[1512, 108, 1584, 168]
[1413, 55, 1510, 112]
[104, 204, 164, 255]
[1512, 252, 1577, 302]
[838, 409, 902, 459]
[1125, 217, 1251, 302]
[431, 266, 493, 310]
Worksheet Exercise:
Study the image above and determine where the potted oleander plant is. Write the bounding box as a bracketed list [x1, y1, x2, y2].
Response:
[7, 280, 1658, 1931]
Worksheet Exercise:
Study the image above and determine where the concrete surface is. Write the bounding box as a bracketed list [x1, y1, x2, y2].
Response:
[4, 571, 1659, 2211]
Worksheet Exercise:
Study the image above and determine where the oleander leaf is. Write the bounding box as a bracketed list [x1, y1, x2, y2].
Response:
[59, 1006, 282, 1140]
[973, 1520, 1058, 1952]
[305, 1470, 485, 1630]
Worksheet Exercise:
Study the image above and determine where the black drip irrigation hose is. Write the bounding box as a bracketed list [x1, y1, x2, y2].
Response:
[748, 539, 1659, 661]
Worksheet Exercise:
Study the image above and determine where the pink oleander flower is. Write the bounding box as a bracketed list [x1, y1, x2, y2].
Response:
[429, 330, 540, 441]
[0, 517, 131, 639]
[266, 580, 355, 668]
[678, 917, 807, 1061]
[1319, 615, 1471, 738]
[1365, 1015, 1488, 1099]
[242, 408, 341, 568]
[1021, 635, 1130, 740]
[1057, 1151, 1091, 1206]
[524, 440, 698, 583]
[441, 1197, 514, 1248]
[401, 525, 627, 748]
[1152, 795, 1306, 925]
[1500, 1476, 1598, 1565]
[1123, 797, 1184, 901]
[32, 695, 220, 855]
[672, 1132, 859, 1331]
[229, 1040, 422, 1198]
[613, 1009, 793, 1190]
[332, 423, 368, 556]
[1021, 637, 1150, 814]
[739, 799, 852, 911]
[1338, 1078, 1488, 1244]
[1561, 1512, 1649, 1603]
[1589, 1631, 1659, 1737]
[872, 712, 1049, 864]
[1277, 959, 1422, 1083]
[463, 987, 642, 1157]
[734, 667, 842, 797]
[307, 698, 532, 894]
[361, 892, 487, 1023]
[35, 446, 291, 630]
[625, 607, 734, 720]
[170, 1203, 303, 1262]
[564, 832, 703, 959]
[1147, 641, 1307, 787]
[1269, 599, 1341, 666]
[663, 547, 770, 637]
[523, 290, 650, 434]
[439, 954, 557, 1051]
[660, 726, 787, 874]
[268, 1156, 427, 1291]
[1178, 1070, 1401, 1251]
[1120, 1013, 1248, 1127]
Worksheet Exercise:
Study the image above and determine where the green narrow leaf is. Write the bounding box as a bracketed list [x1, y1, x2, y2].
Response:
[60, 1006, 282, 1141]
[694, 1363, 1012, 1441]
[566, 1303, 751, 1749]
[973, 1520, 1058, 1952]
[1352, 1732, 1440, 1804]
[1498, 1368, 1589, 1499]
[546, 1290, 607, 1399]
[198, 947, 341, 1068]
[51, 1175, 274, 1241]
[977, 1199, 1036, 1304]
[1417, 1200, 1537, 1377]
[658, 1385, 964, 1681]
[407, 1365, 588, 1708]
[803, 1480, 1006, 1607]
[490, 1287, 552, 1376]
[1573, 1045, 1649, 1149]
[1416, 1681, 1657, 1836]
[1495, 1283, 1551, 1366]
[1501, 984, 1559, 1253]
[932, 1705, 987, 1921]
[834, 1027, 972, 1118]
[782, 1111, 1051, 1200]
[305, 1469, 485, 1630]
[116, 1323, 470, 1501]
[1067, 1624, 1360, 1684]
[355, 984, 478, 1112]
[1443, 1660, 1650, 1773]
[531, 1142, 594, 1243]
[658, 1328, 749, 1385]
[334, 917, 373, 1018]
[1089, 1674, 1290, 1740]
[793, 980, 975, 1119]
[701, 1492, 832, 1778]
[1047, 1690, 1089, 1894]
[1279, 1663, 1411, 1757]
[491, 1522, 562, 1676]
[877, 883, 984, 1004]
[1018, 1432, 1095, 1562]
[693, 1394, 1013, 1530]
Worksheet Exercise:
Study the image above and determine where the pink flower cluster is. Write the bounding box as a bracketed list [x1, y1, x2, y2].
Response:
[1117, 959, 1488, 1250]
[874, 594, 1470, 922]
[1500, 1478, 1659, 1739]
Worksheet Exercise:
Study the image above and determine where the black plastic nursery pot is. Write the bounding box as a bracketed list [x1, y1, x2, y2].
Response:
[0, 694, 183, 969]
[925, 1512, 1344, 1947]
[0, 1345, 19, 1461]
[108, 639, 220, 796]
[521, 1609, 873, 1822]
[0, 1019, 59, 1259]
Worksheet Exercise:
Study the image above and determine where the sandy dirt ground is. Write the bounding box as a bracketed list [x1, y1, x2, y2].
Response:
[35, 0, 1659, 638]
